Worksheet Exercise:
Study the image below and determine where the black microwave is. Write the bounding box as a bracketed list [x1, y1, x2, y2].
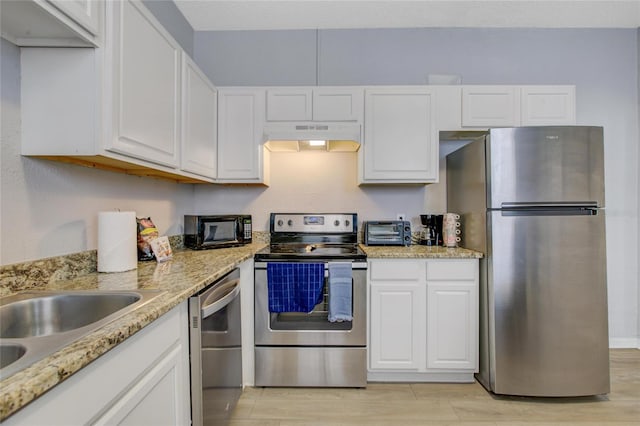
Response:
[184, 215, 252, 250]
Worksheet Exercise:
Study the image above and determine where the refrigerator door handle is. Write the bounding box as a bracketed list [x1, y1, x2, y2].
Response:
[500, 201, 600, 209]
[501, 207, 600, 217]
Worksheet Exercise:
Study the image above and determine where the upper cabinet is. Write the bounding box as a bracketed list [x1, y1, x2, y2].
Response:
[520, 86, 576, 126]
[107, 0, 181, 168]
[217, 88, 269, 185]
[0, 0, 102, 46]
[462, 86, 521, 127]
[266, 87, 363, 122]
[20, 0, 217, 183]
[360, 87, 438, 184]
[459, 85, 576, 129]
[181, 55, 218, 179]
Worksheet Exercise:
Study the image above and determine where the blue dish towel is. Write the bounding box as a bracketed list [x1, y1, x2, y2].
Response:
[267, 263, 325, 313]
[328, 262, 353, 322]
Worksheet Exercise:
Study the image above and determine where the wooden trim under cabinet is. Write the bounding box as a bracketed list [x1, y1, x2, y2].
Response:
[35, 155, 213, 184]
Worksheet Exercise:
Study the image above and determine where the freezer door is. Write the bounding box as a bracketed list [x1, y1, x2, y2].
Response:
[487, 126, 605, 208]
[487, 209, 609, 396]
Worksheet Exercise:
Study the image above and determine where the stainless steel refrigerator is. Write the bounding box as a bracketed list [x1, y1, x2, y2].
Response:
[446, 126, 609, 397]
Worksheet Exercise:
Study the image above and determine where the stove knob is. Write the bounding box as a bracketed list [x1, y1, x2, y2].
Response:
[334, 220, 340, 227]
[277, 219, 284, 227]
[345, 220, 350, 227]
[287, 220, 293, 227]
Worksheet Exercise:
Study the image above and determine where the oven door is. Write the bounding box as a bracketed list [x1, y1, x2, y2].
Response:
[254, 261, 367, 346]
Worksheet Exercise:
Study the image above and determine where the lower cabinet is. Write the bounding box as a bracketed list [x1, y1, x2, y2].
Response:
[368, 258, 479, 382]
[4, 302, 191, 426]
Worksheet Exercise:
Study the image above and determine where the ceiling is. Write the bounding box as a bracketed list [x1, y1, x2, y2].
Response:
[174, 1, 640, 32]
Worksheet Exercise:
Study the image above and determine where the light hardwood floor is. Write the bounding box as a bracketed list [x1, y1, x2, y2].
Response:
[229, 349, 640, 425]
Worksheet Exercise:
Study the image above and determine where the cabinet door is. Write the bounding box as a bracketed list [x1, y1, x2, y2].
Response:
[108, 0, 181, 167]
[370, 283, 426, 370]
[313, 87, 363, 121]
[426, 259, 478, 371]
[49, 0, 101, 36]
[521, 86, 576, 126]
[266, 88, 312, 121]
[369, 260, 427, 370]
[426, 281, 477, 370]
[181, 55, 217, 178]
[94, 345, 190, 425]
[462, 86, 520, 127]
[217, 89, 268, 183]
[362, 87, 437, 183]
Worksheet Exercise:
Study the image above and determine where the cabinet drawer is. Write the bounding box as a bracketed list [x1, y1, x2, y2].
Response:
[426, 260, 477, 281]
[370, 260, 425, 281]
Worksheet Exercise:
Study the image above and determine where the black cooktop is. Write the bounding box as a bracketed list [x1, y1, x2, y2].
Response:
[254, 243, 367, 261]
[255, 213, 367, 261]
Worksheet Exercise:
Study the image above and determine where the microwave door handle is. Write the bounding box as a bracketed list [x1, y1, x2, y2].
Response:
[201, 279, 240, 319]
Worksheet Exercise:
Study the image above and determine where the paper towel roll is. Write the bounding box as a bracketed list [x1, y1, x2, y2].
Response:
[98, 211, 137, 273]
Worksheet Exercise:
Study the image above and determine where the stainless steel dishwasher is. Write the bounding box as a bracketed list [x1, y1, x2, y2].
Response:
[189, 268, 242, 426]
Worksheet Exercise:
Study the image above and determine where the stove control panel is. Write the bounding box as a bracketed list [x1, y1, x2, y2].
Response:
[272, 213, 356, 233]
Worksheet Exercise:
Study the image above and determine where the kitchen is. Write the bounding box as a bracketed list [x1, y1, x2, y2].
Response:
[0, 0, 639, 424]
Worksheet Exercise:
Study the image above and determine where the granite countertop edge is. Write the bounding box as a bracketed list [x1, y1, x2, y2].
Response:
[0, 242, 482, 420]
[360, 244, 484, 259]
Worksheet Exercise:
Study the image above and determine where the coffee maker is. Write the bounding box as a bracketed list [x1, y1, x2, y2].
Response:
[419, 214, 443, 246]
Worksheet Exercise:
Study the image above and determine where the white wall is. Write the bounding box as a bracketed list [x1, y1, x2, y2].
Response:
[0, 39, 194, 265]
[193, 152, 429, 230]
[194, 28, 639, 347]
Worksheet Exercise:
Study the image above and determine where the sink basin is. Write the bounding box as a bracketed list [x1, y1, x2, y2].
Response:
[0, 343, 26, 370]
[1, 293, 142, 338]
[0, 289, 164, 380]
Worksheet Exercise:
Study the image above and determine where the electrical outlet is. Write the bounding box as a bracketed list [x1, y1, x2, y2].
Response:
[396, 213, 406, 221]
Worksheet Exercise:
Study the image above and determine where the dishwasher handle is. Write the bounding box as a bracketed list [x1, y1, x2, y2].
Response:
[201, 278, 240, 319]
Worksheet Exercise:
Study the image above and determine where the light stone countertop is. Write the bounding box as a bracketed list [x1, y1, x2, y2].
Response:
[361, 244, 483, 259]
[0, 243, 265, 421]
[0, 242, 482, 420]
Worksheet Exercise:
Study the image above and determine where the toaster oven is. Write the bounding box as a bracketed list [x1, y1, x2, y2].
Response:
[364, 221, 412, 246]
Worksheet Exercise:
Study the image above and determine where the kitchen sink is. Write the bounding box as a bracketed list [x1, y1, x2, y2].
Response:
[0, 343, 26, 370]
[0, 290, 164, 380]
[1, 292, 143, 338]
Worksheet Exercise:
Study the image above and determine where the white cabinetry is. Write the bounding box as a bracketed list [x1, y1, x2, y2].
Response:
[462, 86, 521, 127]
[368, 258, 479, 382]
[19, 0, 216, 183]
[0, 0, 102, 47]
[107, 0, 181, 167]
[181, 55, 217, 178]
[361, 87, 437, 183]
[217, 88, 269, 184]
[266, 87, 363, 122]
[426, 260, 478, 370]
[4, 303, 191, 426]
[369, 260, 427, 370]
[460, 85, 576, 128]
[50, 0, 101, 37]
[520, 86, 576, 126]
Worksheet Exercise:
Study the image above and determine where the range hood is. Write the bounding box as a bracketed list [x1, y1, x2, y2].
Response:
[263, 123, 361, 152]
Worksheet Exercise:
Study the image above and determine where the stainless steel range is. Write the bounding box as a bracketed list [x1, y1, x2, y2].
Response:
[254, 213, 367, 387]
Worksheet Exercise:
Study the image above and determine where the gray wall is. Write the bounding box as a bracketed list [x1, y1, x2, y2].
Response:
[143, 0, 194, 57]
[193, 27, 639, 346]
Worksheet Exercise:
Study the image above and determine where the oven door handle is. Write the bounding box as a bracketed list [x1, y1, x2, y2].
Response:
[201, 279, 240, 319]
